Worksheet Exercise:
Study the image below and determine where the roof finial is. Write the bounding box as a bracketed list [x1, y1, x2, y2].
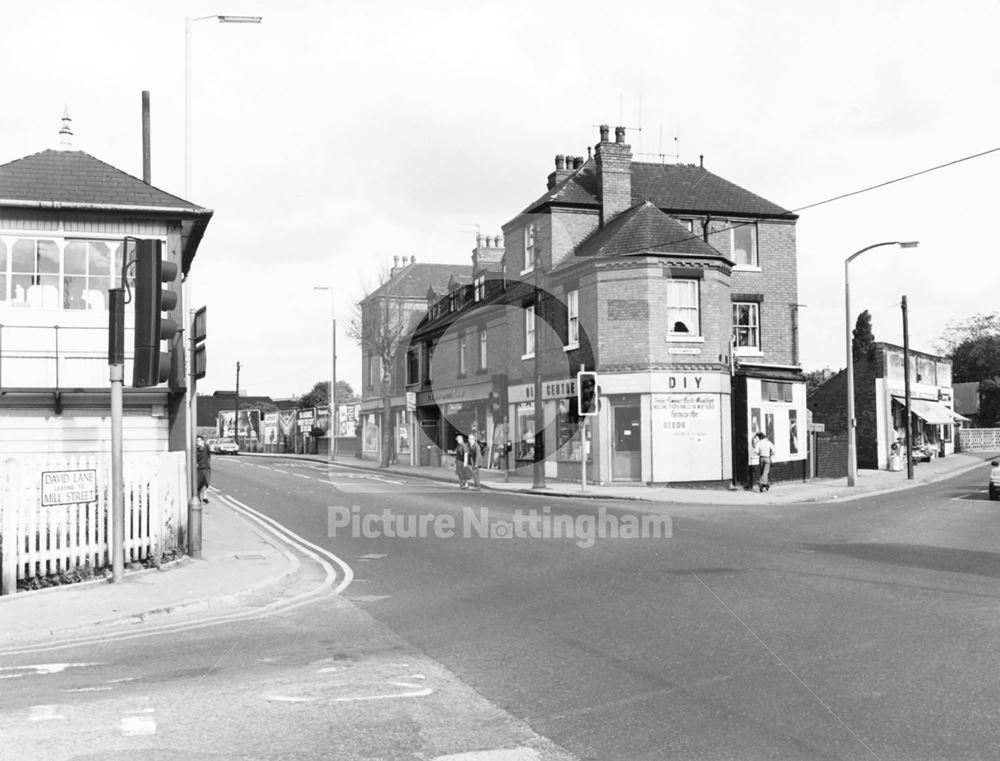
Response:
[58, 106, 73, 150]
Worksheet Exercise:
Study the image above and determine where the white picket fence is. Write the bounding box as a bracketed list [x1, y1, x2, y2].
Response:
[957, 428, 1000, 452]
[0, 452, 187, 595]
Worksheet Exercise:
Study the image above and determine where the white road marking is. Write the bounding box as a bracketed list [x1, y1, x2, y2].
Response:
[29, 705, 65, 722]
[318, 479, 347, 486]
[63, 686, 113, 693]
[331, 681, 433, 702]
[273, 469, 289, 474]
[121, 715, 157, 736]
[0, 662, 102, 677]
[293, 473, 311, 479]
[346, 594, 391, 603]
[266, 695, 317, 703]
[357, 553, 387, 560]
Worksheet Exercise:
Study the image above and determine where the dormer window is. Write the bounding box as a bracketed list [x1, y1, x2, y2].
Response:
[474, 275, 485, 302]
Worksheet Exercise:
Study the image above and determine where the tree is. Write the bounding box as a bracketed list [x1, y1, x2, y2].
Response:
[950, 335, 1000, 383]
[852, 309, 876, 362]
[346, 272, 412, 468]
[937, 311, 1000, 355]
[298, 379, 357, 409]
[804, 367, 837, 394]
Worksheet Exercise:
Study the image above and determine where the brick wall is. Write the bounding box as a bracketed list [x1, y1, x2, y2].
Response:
[550, 208, 599, 270]
[813, 432, 848, 478]
[729, 220, 798, 366]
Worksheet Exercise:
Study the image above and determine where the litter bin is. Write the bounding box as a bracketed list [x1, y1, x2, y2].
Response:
[889, 453, 903, 471]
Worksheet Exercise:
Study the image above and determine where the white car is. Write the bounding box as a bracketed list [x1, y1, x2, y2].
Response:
[215, 437, 239, 455]
[989, 460, 1000, 501]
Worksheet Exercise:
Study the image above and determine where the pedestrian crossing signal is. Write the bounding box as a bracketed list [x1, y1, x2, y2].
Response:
[577, 371, 598, 416]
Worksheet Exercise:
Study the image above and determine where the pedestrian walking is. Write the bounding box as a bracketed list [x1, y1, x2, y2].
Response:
[753, 431, 775, 492]
[196, 435, 212, 503]
[454, 434, 471, 489]
[467, 432, 482, 490]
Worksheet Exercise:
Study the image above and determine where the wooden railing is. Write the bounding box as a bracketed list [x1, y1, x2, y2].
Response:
[0, 452, 186, 594]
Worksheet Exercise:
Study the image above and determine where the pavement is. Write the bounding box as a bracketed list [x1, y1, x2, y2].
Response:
[245, 447, 1000, 505]
[0, 494, 301, 644]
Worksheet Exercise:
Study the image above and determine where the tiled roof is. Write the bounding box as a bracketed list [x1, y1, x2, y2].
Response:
[631, 162, 793, 218]
[0, 149, 206, 211]
[521, 158, 794, 219]
[570, 201, 725, 261]
[366, 263, 473, 302]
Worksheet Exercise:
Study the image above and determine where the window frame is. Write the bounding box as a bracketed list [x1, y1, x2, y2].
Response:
[730, 221, 759, 268]
[522, 304, 536, 359]
[665, 279, 700, 337]
[458, 332, 467, 377]
[732, 301, 761, 351]
[565, 288, 579, 349]
[478, 328, 488, 372]
[522, 224, 535, 275]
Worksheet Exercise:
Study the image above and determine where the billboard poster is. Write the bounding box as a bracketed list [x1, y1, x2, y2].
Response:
[297, 407, 317, 434]
[315, 406, 331, 434]
[217, 409, 261, 439]
[278, 411, 297, 438]
[765, 412, 775, 447]
[263, 412, 279, 447]
[789, 409, 799, 454]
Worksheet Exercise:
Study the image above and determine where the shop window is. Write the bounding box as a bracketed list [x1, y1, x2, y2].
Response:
[666, 279, 699, 336]
[733, 302, 760, 349]
[731, 222, 758, 267]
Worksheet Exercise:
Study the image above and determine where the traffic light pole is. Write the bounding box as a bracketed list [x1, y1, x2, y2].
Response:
[108, 288, 126, 583]
[580, 364, 587, 493]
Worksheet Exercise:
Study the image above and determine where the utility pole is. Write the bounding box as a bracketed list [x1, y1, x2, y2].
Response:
[902, 296, 914, 480]
[234, 361, 241, 449]
[532, 259, 546, 489]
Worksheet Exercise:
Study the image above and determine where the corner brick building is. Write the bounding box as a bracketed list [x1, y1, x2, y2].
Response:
[368, 126, 808, 485]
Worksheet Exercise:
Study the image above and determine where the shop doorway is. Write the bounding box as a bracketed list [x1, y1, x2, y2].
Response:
[612, 405, 642, 481]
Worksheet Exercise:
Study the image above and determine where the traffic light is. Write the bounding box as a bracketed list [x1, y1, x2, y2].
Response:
[577, 370, 598, 416]
[132, 239, 179, 387]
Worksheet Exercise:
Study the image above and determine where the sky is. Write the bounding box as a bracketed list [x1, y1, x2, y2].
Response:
[2, 1, 999, 398]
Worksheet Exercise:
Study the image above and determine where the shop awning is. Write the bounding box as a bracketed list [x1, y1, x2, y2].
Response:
[892, 397, 958, 425]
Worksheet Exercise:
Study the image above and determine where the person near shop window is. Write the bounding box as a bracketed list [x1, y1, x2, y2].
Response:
[454, 434, 471, 489]
[753, 432, 775, 492]
[467, 432, 483, 490]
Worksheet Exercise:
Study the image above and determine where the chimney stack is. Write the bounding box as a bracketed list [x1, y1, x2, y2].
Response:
[547, 152, 577, 189]
[595, 125, 632, 226]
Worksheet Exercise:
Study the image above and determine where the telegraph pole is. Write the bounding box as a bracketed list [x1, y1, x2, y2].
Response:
[234, 361, 241, 448]
[902, 296, 914, 480]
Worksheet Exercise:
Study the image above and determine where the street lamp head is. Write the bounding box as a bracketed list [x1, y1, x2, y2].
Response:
[898, 241, 919, 249]
[217, 15, 262, 23]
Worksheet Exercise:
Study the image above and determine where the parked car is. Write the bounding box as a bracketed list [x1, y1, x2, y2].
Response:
[989, 460, 1000, 501]
[215, 437, 239, 455]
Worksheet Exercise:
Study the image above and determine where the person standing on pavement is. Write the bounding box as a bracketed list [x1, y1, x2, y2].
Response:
[753, 431, 775, 492]
[196, 435, 212, 503]
[454, 434, 471, 489]
[467, 431, 482, 490]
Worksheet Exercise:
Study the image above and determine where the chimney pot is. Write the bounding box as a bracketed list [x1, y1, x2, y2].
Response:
[615, 126, 626, 144]
[476, 233, 483, 247]
[394, 255, 400, 269]
[700, 154, 704, 168]
[410, 255, 416, 264]
[587, 146, 592, 160]
[599, 124, 610, 142]
[555, 154, 566, 170]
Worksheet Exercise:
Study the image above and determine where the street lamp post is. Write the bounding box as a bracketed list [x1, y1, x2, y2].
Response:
[314, 286, 337, 466]
[183, 13, 262, 557]
[845, 240, 918, 486]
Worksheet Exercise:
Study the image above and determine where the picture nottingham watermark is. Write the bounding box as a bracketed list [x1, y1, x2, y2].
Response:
[328, 506, 672, 549]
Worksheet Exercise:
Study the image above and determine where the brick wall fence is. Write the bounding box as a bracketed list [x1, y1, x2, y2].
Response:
[812, 432, 848, 479]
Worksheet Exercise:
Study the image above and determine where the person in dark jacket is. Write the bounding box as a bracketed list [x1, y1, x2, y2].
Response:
[454, 434, 470, 489]
[467, 432, 482, 490]
[196, 435, 212, 503]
